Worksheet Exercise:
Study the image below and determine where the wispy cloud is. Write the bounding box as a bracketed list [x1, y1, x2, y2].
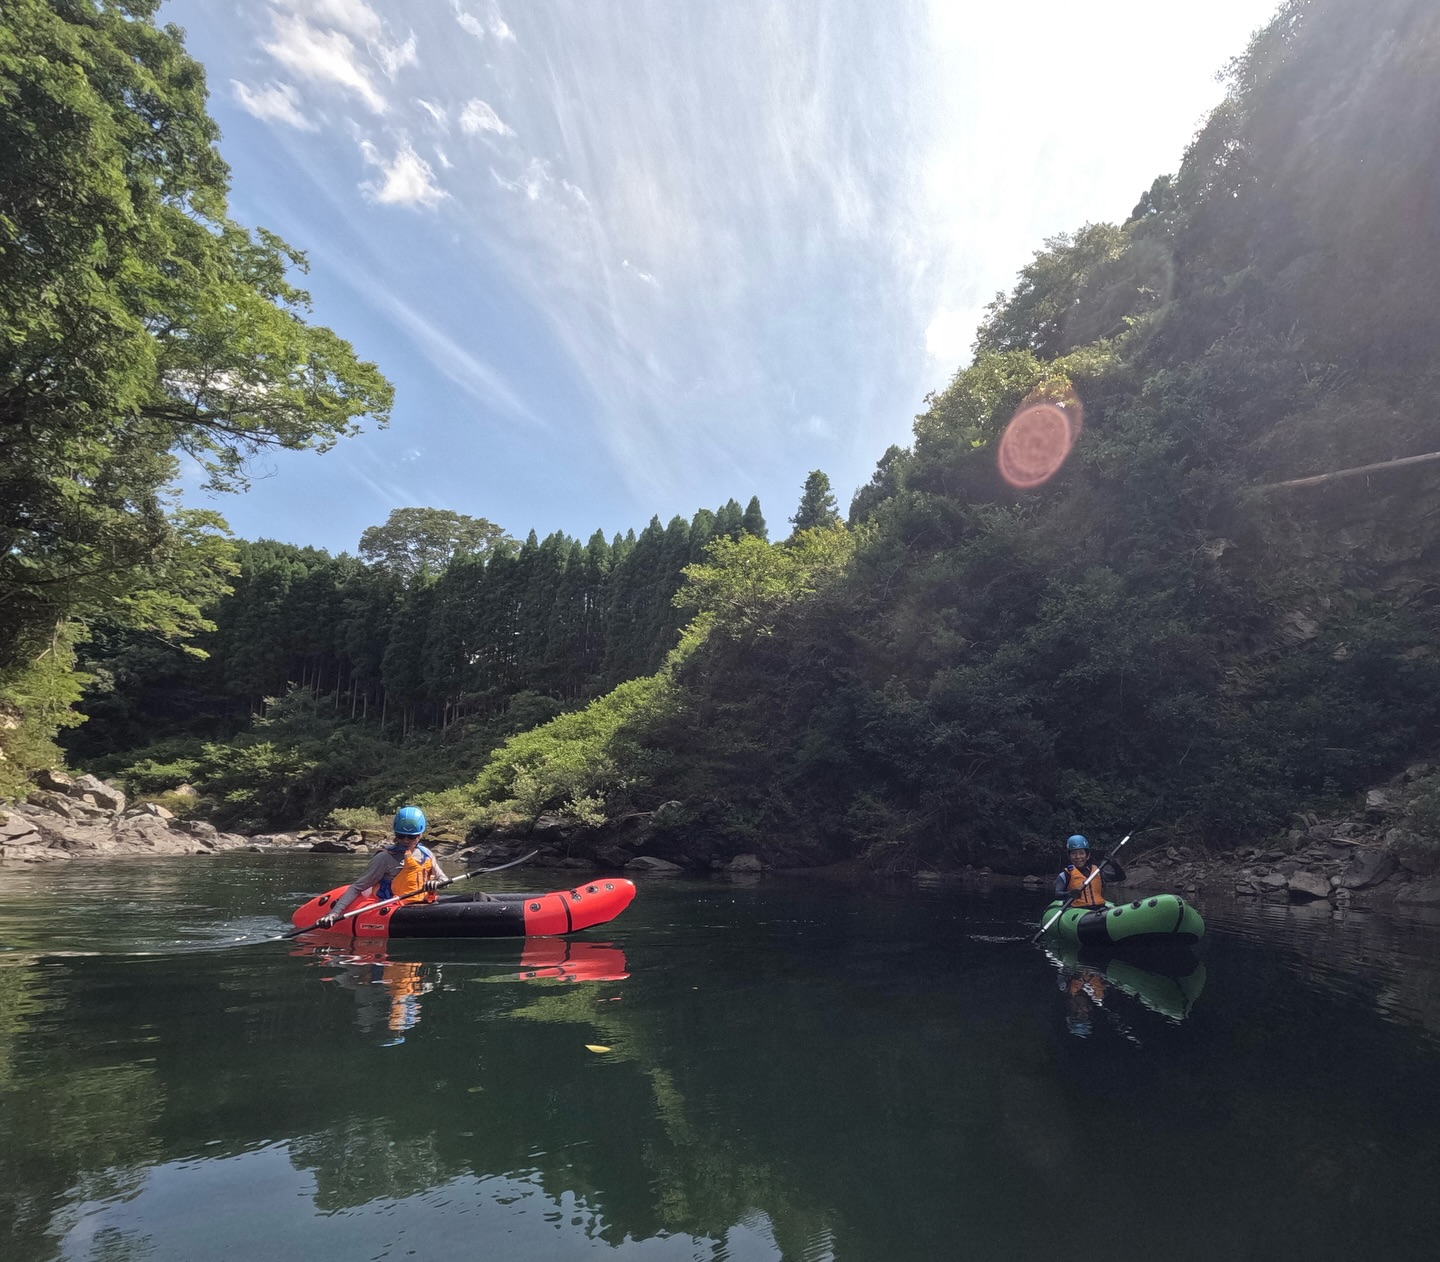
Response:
[373, 289, 543, 428]
[459, 98, 513, 137]
[376, 32, 418, 79]
[231, 79, 316, 130]
[415, 98, 448, 128]
[360, 139, 446, 207]
[265, 13, 387, 112]
[450, 2, 486, 40]
[622, 259, 657, 286]
[488, 7, 515, 42]
[289, 0, 383, 42]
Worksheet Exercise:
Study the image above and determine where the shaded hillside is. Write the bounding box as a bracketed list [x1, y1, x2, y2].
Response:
[437, 0, 1440, 868]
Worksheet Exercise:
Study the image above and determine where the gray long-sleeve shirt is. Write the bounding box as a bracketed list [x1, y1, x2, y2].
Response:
[331, 845, 449, 916]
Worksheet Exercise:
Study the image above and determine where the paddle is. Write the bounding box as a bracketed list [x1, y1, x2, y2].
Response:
[1032, 832, 1135, 943]
[281, 849, 538, 939]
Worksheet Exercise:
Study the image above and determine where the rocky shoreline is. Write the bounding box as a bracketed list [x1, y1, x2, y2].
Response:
[5, 769, 1438, 910]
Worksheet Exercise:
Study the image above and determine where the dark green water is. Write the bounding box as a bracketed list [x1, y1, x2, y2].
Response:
[2, 856, 1439, 1261]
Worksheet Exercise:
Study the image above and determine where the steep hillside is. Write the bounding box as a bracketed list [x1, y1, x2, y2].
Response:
[435, 0, 1440, 869]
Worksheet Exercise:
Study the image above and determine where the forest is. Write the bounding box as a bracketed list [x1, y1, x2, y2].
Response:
[5, 0, 1440, 868]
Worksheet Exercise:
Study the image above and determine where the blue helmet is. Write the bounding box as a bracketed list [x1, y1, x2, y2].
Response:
[393, 806, 427, 836]
[1066, 834, 1089, 851]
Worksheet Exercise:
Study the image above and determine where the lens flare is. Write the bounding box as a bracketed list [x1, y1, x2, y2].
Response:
[997, 389, 1083, 489]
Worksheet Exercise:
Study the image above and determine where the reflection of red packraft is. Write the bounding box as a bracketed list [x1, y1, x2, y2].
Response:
[518, 939, 630, 982]
[290, 879, 637, 939]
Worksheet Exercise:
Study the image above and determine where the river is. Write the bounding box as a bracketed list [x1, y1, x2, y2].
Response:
[1, 855, 1437, 1261]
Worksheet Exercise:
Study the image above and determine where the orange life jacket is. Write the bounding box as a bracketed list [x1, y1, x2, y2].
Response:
[1063, 862, 1106, 907]
[380, 844, 437, 904]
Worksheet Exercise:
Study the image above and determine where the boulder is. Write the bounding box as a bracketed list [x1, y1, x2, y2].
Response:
[171, 783, 200, 798]
[529, 814, 573, 836]
[1119, 865, 1157, 887]
[34, 768, 75, 793]
[1287, 871, 1331, 901]
[1337, 849, 1398, 890]
[309, 838, 358, 854]
[727, 853, 765, 873]
[1258, 872, 1290, 894]
[625, 855, 684, 875]
[71, 774, 125, 813]
[138, 803, 175, 820]
[1365, 788, 1401, 818]
[594, 845, 634, 869]
[173, 819, 219, 841]
[1394, 877, 1440, 906]
[26, 790, 81, 820]
[0, 811, 39, 842]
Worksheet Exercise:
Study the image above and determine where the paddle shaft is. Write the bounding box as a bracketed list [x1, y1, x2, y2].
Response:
[282, 849, 538, 939]
[1033, 832, 1134, 942]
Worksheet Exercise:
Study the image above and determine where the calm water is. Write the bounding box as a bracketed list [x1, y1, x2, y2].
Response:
[2, 856, 1439, 1262]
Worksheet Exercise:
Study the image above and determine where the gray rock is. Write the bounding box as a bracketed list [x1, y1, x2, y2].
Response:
[1365, 788, 1401, 817]
[1120, 865, 1157, 887]
[139, 803, 175, 820]
[1287, 871, 1331, 900]
[1258, 872, 1289, 891]
[309, 838, 358, 854]
[27, 790, 80, 819]
[34, 768, 75, 793]
[594, 845, 634, 868]
[1338, 848, 1398, 890]
[625, 855, 684, 874]
[530, 814, 572, 835]
[71, 774, 125, 813]
[727, 853, 765, 873]
[1394, 877, 1440, 906]
[0, 812, 39, 842]
[173, 819, 219, 839]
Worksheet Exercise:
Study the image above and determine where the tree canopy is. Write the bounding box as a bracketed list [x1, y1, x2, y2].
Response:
[0, 0, 391, 790]
[358, 508, 513, 579]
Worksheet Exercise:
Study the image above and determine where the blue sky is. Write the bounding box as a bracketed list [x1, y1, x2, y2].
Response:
[163, 0, 1282, 554]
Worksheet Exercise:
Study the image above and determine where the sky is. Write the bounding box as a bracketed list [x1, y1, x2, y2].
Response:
[162, 0, 1283, 554]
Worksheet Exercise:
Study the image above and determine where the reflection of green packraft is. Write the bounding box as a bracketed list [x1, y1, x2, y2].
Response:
[1039, 893, 1205, 948]
[1047, 942, 1206, 1022]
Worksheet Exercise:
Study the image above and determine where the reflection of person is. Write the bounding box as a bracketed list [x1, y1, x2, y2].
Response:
[1060, 965, 1107, 1037]
[317, 806, 448, 928]
[311, 944, 437, 1040]
[1053, 834, 1125, 908]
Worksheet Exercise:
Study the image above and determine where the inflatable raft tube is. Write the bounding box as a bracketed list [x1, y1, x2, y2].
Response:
[291, 879, 636, 939]
[1039, 893, 1204, 949]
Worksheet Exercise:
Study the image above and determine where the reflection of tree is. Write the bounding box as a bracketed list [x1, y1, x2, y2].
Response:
[507, 985, 834, 1250]
[289, 1119, 448, 1212]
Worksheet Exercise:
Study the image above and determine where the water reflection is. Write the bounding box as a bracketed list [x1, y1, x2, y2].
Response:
[288, 939, 630, 1042]
[2, 860, 1440, 1261]
[1043, 943, 1207, 1039]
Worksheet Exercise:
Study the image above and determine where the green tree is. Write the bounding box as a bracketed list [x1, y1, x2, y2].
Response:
[358, 508, 511, 580]
[789, 471, 841, 535]
[741, 496, 769, 541]
[0, 0, 391, 782]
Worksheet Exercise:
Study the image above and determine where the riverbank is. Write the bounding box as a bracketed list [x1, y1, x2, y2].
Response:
[7, 763, 1439, 915]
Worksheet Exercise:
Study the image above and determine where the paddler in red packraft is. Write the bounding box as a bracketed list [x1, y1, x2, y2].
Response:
[316, 806, 448, 929]
[1053, 834, 1126, 909]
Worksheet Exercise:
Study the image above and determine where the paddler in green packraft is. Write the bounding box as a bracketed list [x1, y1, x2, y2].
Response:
[315, 806, 449, 929]
[1053, 835, 1126, 909]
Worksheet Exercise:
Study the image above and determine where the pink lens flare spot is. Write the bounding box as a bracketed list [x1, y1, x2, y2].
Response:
[997, 401, 1082, 489]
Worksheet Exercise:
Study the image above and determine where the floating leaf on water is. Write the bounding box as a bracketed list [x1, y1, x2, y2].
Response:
[584, 1044, 611, 1053]
[467, 1086, 484, 1092]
